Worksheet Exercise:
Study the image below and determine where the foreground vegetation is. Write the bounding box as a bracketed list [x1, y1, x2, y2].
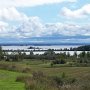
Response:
[0, 46, 90, 90]
[0, 60, 90, 90]
[0, 69, 25, 90]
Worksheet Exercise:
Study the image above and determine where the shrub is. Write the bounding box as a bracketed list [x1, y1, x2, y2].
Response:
[52, 59, 66, 65]
[61, 72, 66, 78]
[16, 71, 78, 90]
[32, 71, 45, 80]
[60, 59, 66, 64]
[16, 75, 31, 83]
[51, 76, 63, 86]
[22, 68, 31, 73]
[50, 62, 54, 67]
[25, 79, 36, 90]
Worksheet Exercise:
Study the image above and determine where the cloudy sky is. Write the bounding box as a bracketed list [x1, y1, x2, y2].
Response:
[0, 0, 90, 44]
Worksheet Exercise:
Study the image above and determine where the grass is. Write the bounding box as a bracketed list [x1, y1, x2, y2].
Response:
[0, 60, 90, 78]
[0, 70, 25, 90]
[0, 60, 90, 90]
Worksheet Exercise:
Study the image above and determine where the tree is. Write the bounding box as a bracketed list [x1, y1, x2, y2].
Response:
[73, 51, 78, 62]
[52, 59, 66, 65]
[17, 50, 23, 61]
[30, 51, 34, 56]
[78, 51, 87, 63]
[79, 51, 85, 58]
[67, 52, 70, 58]
[43, 49, 56, 60]
[74, 51, 77, 58]
[0, 46, 3, 60]
[86, 52, 90, 62]
[51, 62, 54, 67]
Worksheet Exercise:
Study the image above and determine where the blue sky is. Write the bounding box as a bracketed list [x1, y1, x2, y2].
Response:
[0, 0, 90, 44]
[16, 0, 90, 23]
[17, 0, 90, 23]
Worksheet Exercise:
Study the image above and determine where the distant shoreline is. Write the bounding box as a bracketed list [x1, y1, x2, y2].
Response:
[0, 43, 90, 46]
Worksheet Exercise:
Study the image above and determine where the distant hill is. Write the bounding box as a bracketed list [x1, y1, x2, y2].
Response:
[73, 45, 90, 51]
[0, 43, 90, 46]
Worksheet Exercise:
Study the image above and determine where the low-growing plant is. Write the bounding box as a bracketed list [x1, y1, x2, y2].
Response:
[16, 75, 31, 83]
[22, 68, 31, 73]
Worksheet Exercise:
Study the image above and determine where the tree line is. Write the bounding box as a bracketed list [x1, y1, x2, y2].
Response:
[0, 46, 90, 66]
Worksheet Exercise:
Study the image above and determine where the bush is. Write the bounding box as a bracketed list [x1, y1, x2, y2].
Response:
[32, 71, 45, 80]
[52, 59, 66, 65]
[22, 68, 31, 73]
[60, 59, 66, 64]
[16, 71, 59, 90]
[50, 62, 54, 67]
[16, 71, 78, 90]
[16, 75, 31, 83]
[25, 79, 36, 90]
[61, 72, 66, 78]
[51, 76, 63, 86]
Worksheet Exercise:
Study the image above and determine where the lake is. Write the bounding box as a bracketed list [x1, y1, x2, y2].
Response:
[2, 45, 86, 55]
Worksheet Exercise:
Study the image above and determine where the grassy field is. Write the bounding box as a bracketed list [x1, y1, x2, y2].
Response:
[0, 70, 25, 90]
[0, 60, 90, 90]
[22, 60, 90, 78]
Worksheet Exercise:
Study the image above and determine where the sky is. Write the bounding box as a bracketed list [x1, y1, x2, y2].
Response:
[0, 0, 90, 44]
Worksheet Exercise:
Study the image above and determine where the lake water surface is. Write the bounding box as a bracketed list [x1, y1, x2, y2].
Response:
[2, 45, 85, 55]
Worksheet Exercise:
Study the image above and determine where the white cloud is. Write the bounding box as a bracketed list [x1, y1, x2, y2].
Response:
[0, 7, 28, 21]
[61, 4, 90, 19]
[0, 21, 8, 26]
[0, 21, 9, 32]
[0, 0, 77, 8]
[17, 16, 45, 37]
[14, 17, 90, 37]
[0, 17, 90, 38]
[44, 23, 90, 36]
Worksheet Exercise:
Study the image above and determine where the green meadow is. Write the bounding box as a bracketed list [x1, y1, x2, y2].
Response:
[0, 70, 25, 90]
[0, 60, 90, 90]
